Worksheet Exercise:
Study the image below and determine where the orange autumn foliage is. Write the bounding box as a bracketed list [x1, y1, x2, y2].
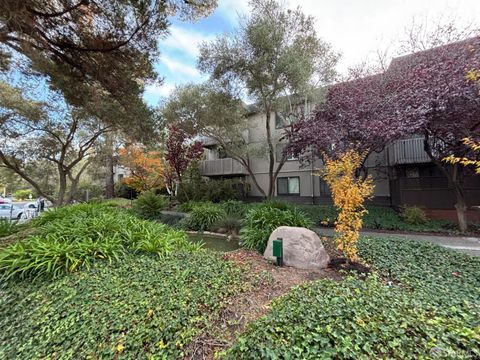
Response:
[322, 150, 374, 262]
[118, 145, 164, 193]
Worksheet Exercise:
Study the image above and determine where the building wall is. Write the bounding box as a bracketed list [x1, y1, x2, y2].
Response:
[205, 110, 392, 202]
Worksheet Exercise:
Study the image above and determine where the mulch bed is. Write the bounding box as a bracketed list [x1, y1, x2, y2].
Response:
[186, 239, 354, 359]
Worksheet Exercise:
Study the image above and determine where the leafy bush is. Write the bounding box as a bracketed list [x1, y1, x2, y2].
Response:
[214, 215, 242, 234]
[0, 220, 17, 238]
[114, 181, 139, 199]
[240, 206, 312, 252]
[178, 200, 212, 213]
[184, 203, 227, 231]
[178, 178, 246, 203]
[160, 212, 186, 227]
[260, 199, 294, 211]
[225, 238, 480, 359]
[13, 189, 34, 200]
[297, 204, 338, 226]
[298, 204, 458, 234]
[221, 200, 248, 217]
[0, 252, 243, 359]
[132, 190, 168, 220]
[401, 206, 428, 225]
[0, 203, 199, 278]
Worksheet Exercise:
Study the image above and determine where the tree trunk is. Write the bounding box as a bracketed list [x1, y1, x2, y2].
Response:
[105, 135, 115, 199]
[451, 164, 468, 232]
[424, 136, 468, 232]
[57, 166, 67, 206]
[265, 110, 275, 199]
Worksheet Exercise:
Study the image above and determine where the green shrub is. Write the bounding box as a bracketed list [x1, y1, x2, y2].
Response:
[185, 203, 227, 231]
[240, 206, 312, 252]
[260, 199, 294, 211]
[178, 200, 212, 213]
[0, 203, 199, 278]
[297, 204, 338, 226]
[401, 206, 428, 225]
[132, 190, 168, 220]
[214, 215, 242, 234]
[225, 238, 480, 359]
[0, 220, 17, 238]
[178, 178, 246, 203]
[221, 200, 248, 217]
[160, 212, 186, 227]
[0, 252, 243, 359]
[114, 182, 139, 199]
[13, 189, 34, 200]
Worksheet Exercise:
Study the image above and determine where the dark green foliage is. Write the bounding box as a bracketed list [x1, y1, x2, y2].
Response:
[221, 200, 248, 217]
[358, 236, 480, 307]
[132, 190, 169, 220]
[240, 206, 313, 252]
[114, 182, 139, 199]
[401, 206, 428, 225]
[178, 200, 212, 213]
[260, 199, 294, 211]
[0, 203, 200, 278]
[178, 178, 246, 203]
[184, 203, 227, 231]
[0, 220, 17, 238]
[160, 212, 186, 227]
[298, 204, 457, 233]
[214, 215, 242, 234]
[0, 252, 243, 359]
[225, 238, 480, 359]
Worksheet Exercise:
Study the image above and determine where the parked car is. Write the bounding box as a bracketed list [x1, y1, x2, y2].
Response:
[0, 197, 12, 204]
[0, 204, 23, 219]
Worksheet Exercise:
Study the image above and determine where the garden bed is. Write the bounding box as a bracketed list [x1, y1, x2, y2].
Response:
[1, 202, 479, 359]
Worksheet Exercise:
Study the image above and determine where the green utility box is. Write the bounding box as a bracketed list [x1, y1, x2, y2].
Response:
[272, 238, 283, 266]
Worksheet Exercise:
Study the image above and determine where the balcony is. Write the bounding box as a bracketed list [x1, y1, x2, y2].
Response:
[388, 137, 431, 165]
[200, 158, 247, 176]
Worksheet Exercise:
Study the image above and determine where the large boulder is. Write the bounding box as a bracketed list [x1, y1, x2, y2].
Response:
[264, 226, 329, 269]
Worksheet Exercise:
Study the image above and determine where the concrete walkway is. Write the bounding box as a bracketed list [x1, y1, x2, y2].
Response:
[314, 227, 480, 257]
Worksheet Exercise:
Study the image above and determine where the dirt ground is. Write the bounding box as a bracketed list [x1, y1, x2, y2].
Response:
[187, 241, 344, 359]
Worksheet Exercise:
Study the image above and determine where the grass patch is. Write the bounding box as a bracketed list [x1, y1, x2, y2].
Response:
[0, 203, 200, 278]
[0, 252, 244, 359]
[223, 237, 480, 359]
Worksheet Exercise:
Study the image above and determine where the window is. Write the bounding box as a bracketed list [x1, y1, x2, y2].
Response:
[277, 177, 300, 195]
[275, 144, 298, 162]
[319, 179, 331, 196]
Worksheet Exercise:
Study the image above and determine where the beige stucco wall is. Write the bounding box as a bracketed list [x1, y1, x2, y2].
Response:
[203, 108, 391, 201]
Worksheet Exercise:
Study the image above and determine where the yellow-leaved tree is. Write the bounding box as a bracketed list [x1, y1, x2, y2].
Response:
[444, 138, 480, 174]
[118, 145, 164, 193]
[322, 150, 374, 262]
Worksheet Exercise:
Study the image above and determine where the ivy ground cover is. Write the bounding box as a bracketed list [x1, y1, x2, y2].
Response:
[0, 252, 244, 359]
[223, 237, 480, 359]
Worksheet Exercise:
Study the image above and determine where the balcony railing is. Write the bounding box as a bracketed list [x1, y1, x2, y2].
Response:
[200, 158, 247, 176]
[388, 137, 431, 165]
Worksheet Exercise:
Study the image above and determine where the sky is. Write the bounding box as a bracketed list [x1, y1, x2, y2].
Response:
[143, 0, 480, 106]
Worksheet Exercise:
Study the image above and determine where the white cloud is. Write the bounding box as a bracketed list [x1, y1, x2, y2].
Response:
[287, 0, 480, 73]
[160, 25, 216, 58]
[161, 56, 200, 78]
[217, 0, 249, 23]
[145, 82, 175, 98]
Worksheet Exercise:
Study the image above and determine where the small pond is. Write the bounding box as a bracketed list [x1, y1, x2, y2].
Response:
[187, 233, 241, 252]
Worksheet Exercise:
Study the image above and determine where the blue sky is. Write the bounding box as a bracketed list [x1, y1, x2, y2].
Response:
[143, 0, 248, 105]
[143, 0, 480, 106]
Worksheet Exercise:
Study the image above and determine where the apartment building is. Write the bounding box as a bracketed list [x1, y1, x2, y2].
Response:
[199, 45, 480, 215]
[200, 110, 480, 213]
